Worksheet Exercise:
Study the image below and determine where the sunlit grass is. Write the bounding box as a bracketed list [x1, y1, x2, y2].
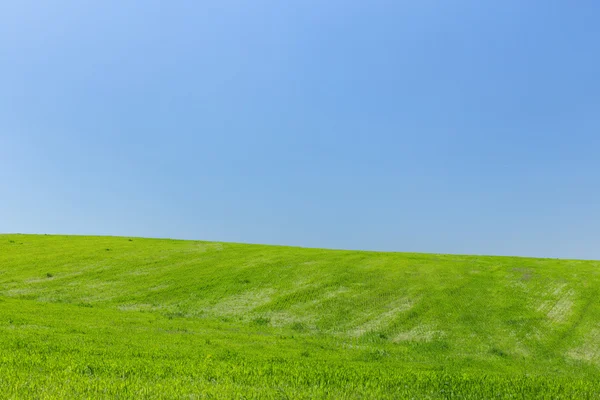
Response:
[1, 234, 599, 398]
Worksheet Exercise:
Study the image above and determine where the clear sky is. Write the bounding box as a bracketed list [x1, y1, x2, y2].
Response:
[1, 1, 599, 259]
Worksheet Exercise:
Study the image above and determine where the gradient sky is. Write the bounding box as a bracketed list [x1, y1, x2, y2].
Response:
[2, 1, 599, 259]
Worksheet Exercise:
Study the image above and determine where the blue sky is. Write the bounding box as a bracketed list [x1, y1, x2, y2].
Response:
[1, 1, 599, 259]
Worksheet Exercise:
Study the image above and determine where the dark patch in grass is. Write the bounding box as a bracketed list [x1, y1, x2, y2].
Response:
[216, 349, 239, 361]
[46, 273, 54, 278]
[291, 322, 307, 332]
[253, 317, 271, 326]
[362, 331, 389, 343]
[431, 341, 451, 351]
[406, 310, 419, 320]
[165, 311, 186, 320]
[490, 347, 509, 358]
[360, 349, 389, 361]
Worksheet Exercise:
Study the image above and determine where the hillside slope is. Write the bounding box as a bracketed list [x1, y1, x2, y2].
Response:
[1, 234, 599, 398]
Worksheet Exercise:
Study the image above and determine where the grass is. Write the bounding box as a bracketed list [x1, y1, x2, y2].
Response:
[0, 234, 599, 398]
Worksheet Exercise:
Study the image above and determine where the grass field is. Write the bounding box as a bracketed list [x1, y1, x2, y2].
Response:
[1, 234, 599, 398]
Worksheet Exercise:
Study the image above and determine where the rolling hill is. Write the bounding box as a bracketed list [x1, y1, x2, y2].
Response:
[1, 234, 599, 398]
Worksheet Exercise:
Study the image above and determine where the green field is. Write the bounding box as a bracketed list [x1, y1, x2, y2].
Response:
[1, 234, 599, 398]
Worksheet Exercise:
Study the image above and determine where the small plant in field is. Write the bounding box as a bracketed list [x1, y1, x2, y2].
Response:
[46, 272, 54, 278]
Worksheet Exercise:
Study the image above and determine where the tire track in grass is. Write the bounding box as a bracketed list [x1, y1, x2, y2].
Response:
[550, 288, 598, 359]
[349, 298, 414, 338]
